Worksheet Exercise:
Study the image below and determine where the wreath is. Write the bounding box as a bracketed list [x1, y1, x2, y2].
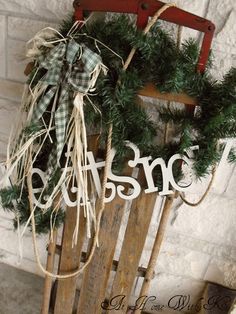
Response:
[0, 13, 236, 234]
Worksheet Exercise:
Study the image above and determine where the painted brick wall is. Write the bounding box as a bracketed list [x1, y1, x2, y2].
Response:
[0, 1, 235, 312]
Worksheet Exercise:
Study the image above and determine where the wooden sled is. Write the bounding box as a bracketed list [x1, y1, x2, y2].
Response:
[38, 1, 215, 313]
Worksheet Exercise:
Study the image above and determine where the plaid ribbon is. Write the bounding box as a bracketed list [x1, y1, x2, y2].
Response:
[31, 39, 103, 168]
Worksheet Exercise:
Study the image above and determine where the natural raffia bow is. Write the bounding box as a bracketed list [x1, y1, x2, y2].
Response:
[2, 26, 107, 244]
[32, 38, 107, 167]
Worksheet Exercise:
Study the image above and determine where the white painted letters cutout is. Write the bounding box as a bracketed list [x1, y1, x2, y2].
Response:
[28, 140, 236, 208]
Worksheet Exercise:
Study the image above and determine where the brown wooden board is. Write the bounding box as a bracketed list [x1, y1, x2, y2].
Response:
[76, 195, 128, 314]
[54, 248, 147, 278]
[53, 135, 99, 314]
[53, 200, 87, 314]
[108, 191, 158, 314]
[76, 165, 134, 314]
[139, 83, 197, 106]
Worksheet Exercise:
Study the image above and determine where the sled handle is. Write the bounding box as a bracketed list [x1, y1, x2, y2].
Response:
[73, 0, 215, 73]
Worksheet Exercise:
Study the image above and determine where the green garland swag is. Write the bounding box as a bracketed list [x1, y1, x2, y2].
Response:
[1, 14, 236, 234]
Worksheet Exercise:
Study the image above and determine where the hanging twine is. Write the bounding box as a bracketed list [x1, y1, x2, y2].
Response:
[180, 140, 220, 207]
[177, 25, 183, 50]
[179, 166, 216, 207]
[28, 2, 176, 279]
[123, 3, 176, 71]
[167, 22, 216, 208]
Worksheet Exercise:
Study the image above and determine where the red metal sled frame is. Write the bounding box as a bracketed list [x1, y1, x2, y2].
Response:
[73, 0, 215, 73]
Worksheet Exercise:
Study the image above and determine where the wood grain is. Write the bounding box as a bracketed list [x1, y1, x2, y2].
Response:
[76, 167, 134, 314]
[139, 83, 197, 106]
[53, 197, 87, 314]
[134, 195, 175, 314]
[108, 191, 157, 314]
[76, 195, 128, 314]
[53, 135, 100, 314]
[54, 247, 148, 278]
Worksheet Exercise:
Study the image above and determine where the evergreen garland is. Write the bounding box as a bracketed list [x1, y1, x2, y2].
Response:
[1, 14, 236, 234]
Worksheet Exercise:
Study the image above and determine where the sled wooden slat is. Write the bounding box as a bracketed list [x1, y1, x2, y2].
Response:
[108, 191, 158, 314]
[53, 198, 87, 314]
[54, 247, 148, 277]
[76, 195, 128, 314]
[54, 135, 100, 314]
[139, 83, 197, 106]
[76, 166, 133, 314]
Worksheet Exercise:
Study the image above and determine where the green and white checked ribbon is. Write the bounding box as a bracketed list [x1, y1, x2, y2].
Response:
[31, 39, 103, 168]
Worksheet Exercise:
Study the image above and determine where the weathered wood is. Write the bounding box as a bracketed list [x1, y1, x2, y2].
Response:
[139, 83, 197, 106]
[41, 229, 58, 314]
[134, 195, 175, 314]
[76, 195, 128, 314]
[108, 190, 158, 314]
[76, 165, 134, 314]
[53, 135, 100, 314]
[53, 197, 87, 314]
[54, 247, 148, 278]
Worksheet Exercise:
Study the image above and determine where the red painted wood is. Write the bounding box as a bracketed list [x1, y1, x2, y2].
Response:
[198, 31, 215, 73]
[76, 0, 213, 31]
[74, 0, 215, 73]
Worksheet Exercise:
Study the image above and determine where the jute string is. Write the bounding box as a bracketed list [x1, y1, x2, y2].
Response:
[28, 2, 176, 279]
[179, 166, 216, 207]
[123, 3, 176, 71]
[165, 22, 216, 207]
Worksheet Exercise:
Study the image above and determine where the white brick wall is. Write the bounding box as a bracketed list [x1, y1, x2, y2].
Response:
[0, 15, 6, 77]
[0, 0, 235, 312]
